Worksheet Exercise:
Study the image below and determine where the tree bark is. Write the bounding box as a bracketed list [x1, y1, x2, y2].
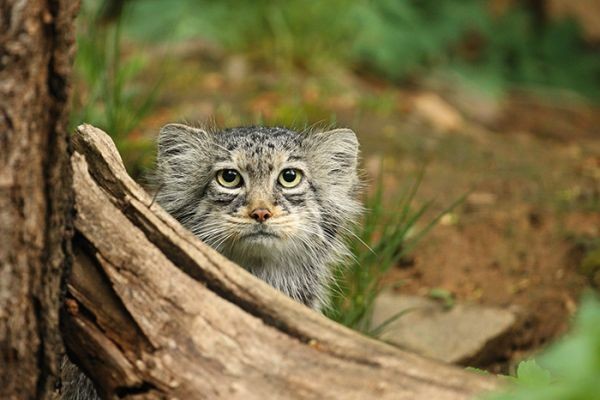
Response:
[64, 124, 501, 399]
[0, 1, 78, 398]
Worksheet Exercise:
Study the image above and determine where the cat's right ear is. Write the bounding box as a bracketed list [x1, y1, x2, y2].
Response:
[157, 123, 211, 162]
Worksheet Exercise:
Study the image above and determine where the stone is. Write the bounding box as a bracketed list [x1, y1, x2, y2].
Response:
[413, 92, 465, 133]
[371, 291, 517, 366]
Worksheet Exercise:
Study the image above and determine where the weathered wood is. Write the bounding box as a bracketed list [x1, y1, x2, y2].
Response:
[0, 1, 78, 398]
[64, 124, 500, 399]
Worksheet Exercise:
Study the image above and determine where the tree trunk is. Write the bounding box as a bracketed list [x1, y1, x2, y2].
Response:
[64, 124, 501, 399]
[0, 1, 79, 399]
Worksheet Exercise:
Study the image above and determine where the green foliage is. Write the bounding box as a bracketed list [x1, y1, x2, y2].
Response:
[119, 0, 600, 99]
[72, 1, 160, 176]
[428, 287, 456, 310]
[325, 169, 463, 334]
[352, 0, 490, 80]
[510, 360, 552, 388]
[123, 0, 356, 68]
[485, 294, 600, 400]
[353, 0, 600, 99]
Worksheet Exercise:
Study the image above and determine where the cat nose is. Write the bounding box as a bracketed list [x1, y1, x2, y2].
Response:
[250, 208, 272, 223]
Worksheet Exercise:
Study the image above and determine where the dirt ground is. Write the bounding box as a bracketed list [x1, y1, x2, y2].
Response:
[134, 44, 600, 371]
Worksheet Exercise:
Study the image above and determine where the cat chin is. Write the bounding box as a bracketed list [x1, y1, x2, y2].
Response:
[221, 235, 290, 265]
[240, 235, 286, 253]
[242, 232, 280, 241]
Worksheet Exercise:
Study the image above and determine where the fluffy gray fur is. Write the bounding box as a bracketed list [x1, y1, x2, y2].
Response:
[155, 123, 362, 309]
[60, 356, 99, 400]
[61, 124, 361, 400]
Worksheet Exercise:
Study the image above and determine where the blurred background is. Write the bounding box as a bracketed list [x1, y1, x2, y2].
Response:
[71, 0, 600, 380]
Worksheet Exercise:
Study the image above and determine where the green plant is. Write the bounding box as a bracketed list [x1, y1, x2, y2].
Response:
[325, 168, 464, 334]
[123, 0, 356, 69]
[352, 0, 600, 99]
[428, 287, 456, 310]
[352, 0, 490, 81]
[484, 293, 600, 400]
[71, 0, 160, 176]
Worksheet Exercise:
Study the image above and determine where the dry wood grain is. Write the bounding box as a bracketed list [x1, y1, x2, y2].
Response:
[0, 1, 78, 398]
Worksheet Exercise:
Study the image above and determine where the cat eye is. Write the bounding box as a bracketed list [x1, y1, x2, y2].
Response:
[278, 168, 303, 188]
[216, 169, 242, 188]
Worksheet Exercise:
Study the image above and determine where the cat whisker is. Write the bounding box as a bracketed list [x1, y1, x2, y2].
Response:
[336, 224, 376, 256]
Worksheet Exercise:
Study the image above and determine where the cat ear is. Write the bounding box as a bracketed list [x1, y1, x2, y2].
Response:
[157, 123, 211, 163]
[308, 128, 359, 172]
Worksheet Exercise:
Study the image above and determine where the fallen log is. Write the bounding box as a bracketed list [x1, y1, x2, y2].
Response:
[63, 124, 500, 399]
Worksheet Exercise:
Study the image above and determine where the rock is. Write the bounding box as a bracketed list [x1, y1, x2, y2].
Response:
[225, 55, 248, 85]
[465, 192, 498, 209]
[371, 291, 517, 366]
[455, 93, 501, 128]
[413, 93, 465, 133]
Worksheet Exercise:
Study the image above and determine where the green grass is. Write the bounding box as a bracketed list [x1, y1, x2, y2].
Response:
[122, 0, 355, 69]
[325, 168, 465, 334]
[71, 0, 160, 176]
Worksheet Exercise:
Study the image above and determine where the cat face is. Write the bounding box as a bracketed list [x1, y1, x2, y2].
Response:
[155, 124, 361, 272]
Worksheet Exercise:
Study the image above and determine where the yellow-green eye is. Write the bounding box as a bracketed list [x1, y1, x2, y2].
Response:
[216, 169, 242, 188]
[278, 168, 302, 188]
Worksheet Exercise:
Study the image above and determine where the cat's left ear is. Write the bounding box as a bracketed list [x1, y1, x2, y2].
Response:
[157, 123, 211, 163]
[308, 128, 359, 172]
